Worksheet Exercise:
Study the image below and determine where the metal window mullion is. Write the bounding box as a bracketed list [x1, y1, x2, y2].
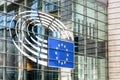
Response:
[95, 3, 98, 80]
[83, 20, 87, 80]
[82, 20, 84, 36]
[83, 0, 87, 80]
[58, 0, 62, 80]
[23, 0, 27, 80]
[58, 0, 61, 20]
[78, 19, 80, 35]
[41, 1, 45, 80]
[103, 2, 108, 79]
[36, 1, 45, 80]
[18, 6, 23, 80]
[3, 1, 7, 80]
[37, 0, 42, 10]
[72, 2, 75, 80]
[42, 0, 45, 12]
[41, 27, 45, 80]
[89, 23, 91, 39]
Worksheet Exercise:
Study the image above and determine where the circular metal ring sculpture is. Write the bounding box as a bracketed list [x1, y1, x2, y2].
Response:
[9, 11, 73, 66]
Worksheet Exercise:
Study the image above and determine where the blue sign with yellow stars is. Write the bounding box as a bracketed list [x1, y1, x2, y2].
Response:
[48, 38, 74, 68]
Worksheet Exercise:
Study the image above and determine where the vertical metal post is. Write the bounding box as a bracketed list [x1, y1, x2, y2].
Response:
[36, 1, 40, 80]
[58, 69, 61, 80]
[58, 0, 60, 20]
[106, 14, 109, 80]
[37, 25, 41, 80]
[23, 0, 27, 80]
[95, 2, 98, 80]
[3, 1, 7, 80]
[18, 6, 22, 80]
[37, 1, 43, 79]
[105, 3, 108, 80]
[95, 40, 98, 80]
[42, 0, 45, 12]
[83, 0, 87, 80]
[72, 1, 75, 80]
[58, 0, 62, 80]
[89, 23, 91, 39]
[41, 1, 45, 80]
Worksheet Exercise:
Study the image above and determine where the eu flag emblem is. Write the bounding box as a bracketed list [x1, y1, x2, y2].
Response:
[48, 38, 74, 68]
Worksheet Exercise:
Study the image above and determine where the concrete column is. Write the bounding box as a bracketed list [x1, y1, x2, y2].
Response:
[108, 0, 120, 79]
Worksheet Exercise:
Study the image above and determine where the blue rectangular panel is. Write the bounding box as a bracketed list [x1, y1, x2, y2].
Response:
[48, 38, 74, 68]
[48, 38, 74, 52]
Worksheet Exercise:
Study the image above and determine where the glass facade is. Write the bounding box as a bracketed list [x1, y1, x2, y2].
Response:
[0, 0, 108, 80]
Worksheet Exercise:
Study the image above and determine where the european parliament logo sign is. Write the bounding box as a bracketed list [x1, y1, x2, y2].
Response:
[9, 11, 74, 68]
[48, 38, 74, 68]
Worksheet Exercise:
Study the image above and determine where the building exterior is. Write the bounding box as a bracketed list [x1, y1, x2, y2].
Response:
[0, 0, 108, 80]
[108, 0, 120, 80]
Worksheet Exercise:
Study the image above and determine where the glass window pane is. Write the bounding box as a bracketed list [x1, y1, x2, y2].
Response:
[87, 8, 95, 18]
[98, 22, 107, 31]
[87, 0, 95, 9]
[76, 4, 84, 14]
[98, 12, 106, 22]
